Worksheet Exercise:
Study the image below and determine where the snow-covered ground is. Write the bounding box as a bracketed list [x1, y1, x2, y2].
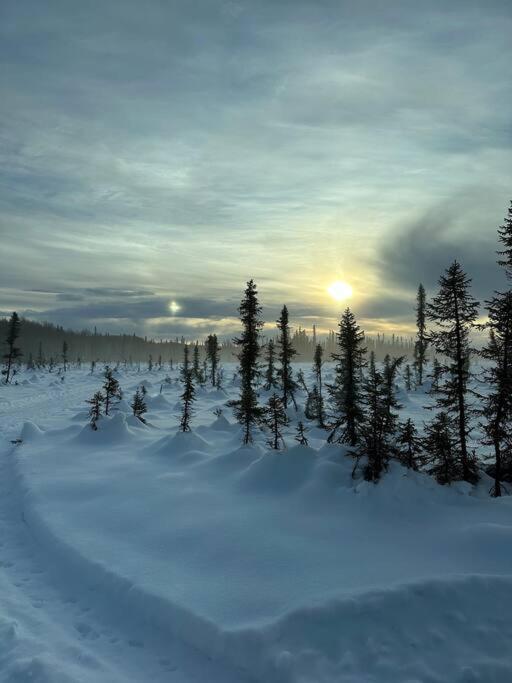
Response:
[1, 364, 512, 682]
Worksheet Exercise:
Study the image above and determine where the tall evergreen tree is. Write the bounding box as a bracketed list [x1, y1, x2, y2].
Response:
[359, 352, 391, 481]
[427, 261, 479, 483]
[264, 393, 287, 450]
[414, 283, 428, 385]
[206, 334, 221, 387]
[192, 341, 201, 381]
[230, 280, 264, 444]
[2, 312, 22, 384]
[404, 363, 413, 391]
[179, 368, 196, 432]
[327, 308, 366, 446]
[497, 200, 512, 279]
[263, 339, 278, 390]
[180, 344, 190, 382]
[313, 344, 325, 427]
[102, 366, 122, 415]
[276, 305, 298, 409]
[62, 340, 68, 372]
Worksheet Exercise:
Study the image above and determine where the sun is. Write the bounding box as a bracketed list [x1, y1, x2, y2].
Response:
[168, 301, 181, 314]
[327, 281, 353, 302]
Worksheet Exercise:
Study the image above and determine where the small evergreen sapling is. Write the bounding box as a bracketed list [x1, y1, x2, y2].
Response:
[423, 412, 460, 485]
[102, 366, 122, 415]
[131, 387, 147, 423]
[180, 369, 196, 432]
[295, 421, 309, 446]
[396, 418, 423, 470]
[86, 391, 104, 430]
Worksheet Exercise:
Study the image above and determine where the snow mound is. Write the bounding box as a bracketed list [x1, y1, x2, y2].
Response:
[145, 394, 170, 410]
[208, 413, 235, 431]
[20, 421, 45, 442]
[153, 430, 210, 456]
[74, 413, 133, 445]
[237, 446, 317, 494]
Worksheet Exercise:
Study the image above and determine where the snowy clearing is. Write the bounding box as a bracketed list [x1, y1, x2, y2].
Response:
[1, 365, 512, 682]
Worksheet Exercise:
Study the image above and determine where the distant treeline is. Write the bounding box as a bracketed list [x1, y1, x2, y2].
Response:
[0, 317, 414, 366]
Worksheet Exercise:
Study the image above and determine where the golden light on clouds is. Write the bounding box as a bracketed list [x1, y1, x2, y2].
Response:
[327, 281, 353, 302]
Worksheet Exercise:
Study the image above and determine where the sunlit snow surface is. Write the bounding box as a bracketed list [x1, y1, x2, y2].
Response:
[1, 364, 512, 682]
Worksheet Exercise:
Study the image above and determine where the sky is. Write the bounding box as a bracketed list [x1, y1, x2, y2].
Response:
[1, 0, 511, 340]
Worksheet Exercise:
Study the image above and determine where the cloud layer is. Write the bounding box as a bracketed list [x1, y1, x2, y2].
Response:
[1, 0, 511, 336]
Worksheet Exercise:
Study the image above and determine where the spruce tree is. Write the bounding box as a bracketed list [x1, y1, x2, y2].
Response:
[327, 308, 366, 446]
[382, 354, 404, 437]
[295, 420, 309, 446]
[359, 352, 394, 481]
[179, 369, 195, 432]
[192, 341, 201, 381]
[263, 339, 278, 390]
[427, 261, 479, 483]
[102, 366, 122, 415]
[424, 412, 459, 485]
[414, 283, 428, 385]
[36, 341, 45, 368]
[276, 305, 298, 409]
[313, 344, 325, 427]
[430, 357, 442, 392]
[264, 393, 287, 450]
[497, 200, 512, 279]
[206, 334, 221, 387]
[2, 312, 22, 384]
[396, 418, 423, 470]
[86, 391, 104, 430]
[131, 387, 148, 424]
[62, 340, 68, 372]
[180, 345, 190, 383]
[230, 280, 264, 444]
[148, 354, 153, 372]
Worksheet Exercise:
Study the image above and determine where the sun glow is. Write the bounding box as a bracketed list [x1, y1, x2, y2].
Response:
[169, 301, 181, 314]
[327, 281, 353, 302]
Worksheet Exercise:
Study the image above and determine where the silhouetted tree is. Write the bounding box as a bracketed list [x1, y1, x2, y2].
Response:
[264, 393, 287, 450]
[36, 341, 45, 368]
[179, 369, 195, 432]
[382, 354, 404, 437]
[102, 366, 122, 415]
[327, 308, 366, 446]
[62, 340, 68, 372]
[206, 334, 221, 387]
[276, 305, 298, 409]
[427, 261, 479, 483]
[230, 280, 264, 444]
[2, 312, 22, 384]
[86, 391, 104, 430]
[424, 412, 459, 485]
[263, 339, 278, 390]
[404, 363, 413, 391]
[295, 421, 309, 446]
[414, 283, 428, 385]
[131, 387, 147, 424]
[396, 418, 423, 470]
[180, 345, 190, 383]
[497, 200, 512, 279]
[313, 344, 325, 427]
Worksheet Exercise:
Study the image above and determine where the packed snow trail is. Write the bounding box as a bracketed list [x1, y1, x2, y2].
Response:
[0, 384, 251, 682]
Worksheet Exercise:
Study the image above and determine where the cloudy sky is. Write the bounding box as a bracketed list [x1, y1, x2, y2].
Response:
[1, 0, 511, 339]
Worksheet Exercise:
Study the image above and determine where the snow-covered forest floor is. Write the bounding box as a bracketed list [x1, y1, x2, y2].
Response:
[1, 363, 512, 682]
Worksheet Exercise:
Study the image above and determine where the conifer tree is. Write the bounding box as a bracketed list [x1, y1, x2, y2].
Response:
[263, 339, 278, 390]
[327, 308, 366, 446]
[396, 418, 423, 470]
[276, 305, 298, 409]
[102, 366, 122, 415]
[179, 368, 195, 432]
[313, 344, 325, 427]
[430, 357, 442, 391]
[382, 354, 404, 437]
[264, 393, 287, 450]
[27, 353, 35, 370]
[36, 341, 45, 368]
[192, 341, 201, 381]
[180, 345, 190, 382]
[206, 334, 221, 387]
[62, 340, 68, 372]
[296, 369, 308, 394]
[427, 261, 479, 483]
[424, 412, 459, 485]
[359, 352, 393, 481]
[2, 312, 22, 384]
[414, 283, 428, 385]
[148, 354, 153, 372]
[86, 391, 104, 430]
[229, 280, 264, 444]
[497, 200, 512, 279]
[131, 387, 148, 423]
[295, 420, 309, 446]
[304, 384, 320, 421]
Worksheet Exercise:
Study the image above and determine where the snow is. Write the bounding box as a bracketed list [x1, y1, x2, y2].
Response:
[1, 364, 512, 682]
